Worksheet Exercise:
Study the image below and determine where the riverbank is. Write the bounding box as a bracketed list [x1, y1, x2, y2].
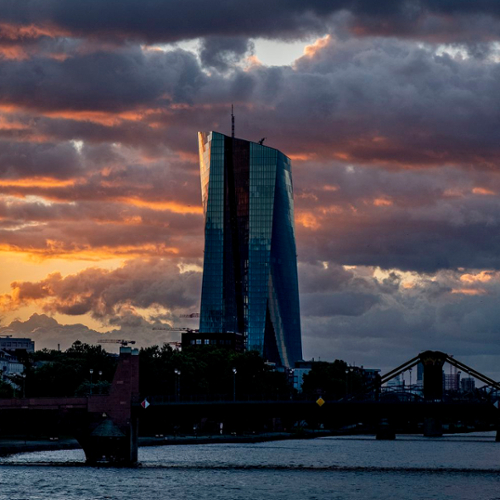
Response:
[0, 430, 333, 457]
[0, 438, 81, 457]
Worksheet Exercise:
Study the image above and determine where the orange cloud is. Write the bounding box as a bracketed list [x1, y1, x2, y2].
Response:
[334, 152, 352, 161]
[472, 187, 496, 196]
[460, 271, 496, 284]
[244, 55, 262, 70]
[288, 153, 317, 161]
[0, 46, 30, 60]
[0, 243, 179, 261]
[117, 197, 203, 214]
[0, 104, 23, 113]
[296, 212, 320, 230]
[0, 23, 72, 60]
[0, 257, 200, 322]
[451, 288, 487, 295]
[0, 177, 77, 188]
[373, 197, 393, 207]
[319, 205, 343, 215]
[42, 109, 150, 126]
[0, 115, 30, 130]
[0, 23, 69, 41]
[303, 35, 331, 58]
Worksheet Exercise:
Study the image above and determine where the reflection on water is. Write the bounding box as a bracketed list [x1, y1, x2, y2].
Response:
[1, 433, 500, 500]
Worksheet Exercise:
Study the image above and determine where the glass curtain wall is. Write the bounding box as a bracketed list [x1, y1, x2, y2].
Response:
[198, 131, 302, 367]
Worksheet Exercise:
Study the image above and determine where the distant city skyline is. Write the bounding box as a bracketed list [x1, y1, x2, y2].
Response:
[1, 2, 500, 378]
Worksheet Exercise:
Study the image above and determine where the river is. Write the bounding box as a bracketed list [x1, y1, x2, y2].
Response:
[1, 433, 499, 499]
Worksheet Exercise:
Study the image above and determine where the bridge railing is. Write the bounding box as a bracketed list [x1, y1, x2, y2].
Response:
[146, 393, 326, 404]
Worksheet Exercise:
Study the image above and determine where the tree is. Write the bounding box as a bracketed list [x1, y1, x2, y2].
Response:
[301, 360, 364, 400]
[139, 345, 291, 400]
[0, 379, 14, 398]
[24, 341, 117, 397]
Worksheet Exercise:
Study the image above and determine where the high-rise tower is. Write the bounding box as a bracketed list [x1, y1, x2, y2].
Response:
[198, 131, 302, 368]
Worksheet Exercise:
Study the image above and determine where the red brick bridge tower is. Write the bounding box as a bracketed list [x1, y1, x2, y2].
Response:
[81, 346, 140, 464]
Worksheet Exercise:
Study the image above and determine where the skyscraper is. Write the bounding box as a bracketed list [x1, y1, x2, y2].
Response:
[198, 131, 302, 367]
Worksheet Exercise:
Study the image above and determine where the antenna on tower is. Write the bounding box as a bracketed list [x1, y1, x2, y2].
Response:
[231, 104, 235, 138]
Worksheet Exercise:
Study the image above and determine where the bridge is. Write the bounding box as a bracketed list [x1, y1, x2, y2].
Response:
[0, 349, 498, 465]
[0, 347, 140, 465]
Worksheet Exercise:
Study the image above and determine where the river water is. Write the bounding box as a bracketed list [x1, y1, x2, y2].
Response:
[1, 433, 499, 499]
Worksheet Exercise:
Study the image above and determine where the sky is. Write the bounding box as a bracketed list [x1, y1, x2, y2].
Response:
[1, 1, 500, 377]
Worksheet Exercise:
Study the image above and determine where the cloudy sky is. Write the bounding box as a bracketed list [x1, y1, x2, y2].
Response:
[1, 1, 500, 377]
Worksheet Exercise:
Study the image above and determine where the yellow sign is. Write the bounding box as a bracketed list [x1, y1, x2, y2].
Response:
[316, 397, 325, 407]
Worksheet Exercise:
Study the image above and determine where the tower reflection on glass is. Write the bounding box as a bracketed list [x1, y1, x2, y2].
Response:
[198, 126, 302, 368]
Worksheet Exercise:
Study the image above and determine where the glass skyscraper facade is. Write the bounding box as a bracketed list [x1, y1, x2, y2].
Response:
[198, 131, 302, 367]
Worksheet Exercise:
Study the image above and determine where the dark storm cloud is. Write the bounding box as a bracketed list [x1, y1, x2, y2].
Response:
[301, 291, 380, 317]
[0, 140, 83, 179]
[199, 37, 254, 72]
[294, 164, 500, 273]
[0, 47, 205, 112]
[267, 37, 500, 167]
[0, 0, 344, 43]
[1, 34, 500, 273]
[298, 262, 399, 318]
[299, 265, 500, 378]
[3, 0, 500, 44]
[2, 36, 500, 170]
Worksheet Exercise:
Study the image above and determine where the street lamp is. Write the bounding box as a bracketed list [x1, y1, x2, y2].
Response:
[98, 370, 103, 394]
[232, 368, 237, 402]
[89, 369, 94, 396]
[345, 368, 349, 397]
[174, 369, 181, 401]
[21, 373, 26, 399]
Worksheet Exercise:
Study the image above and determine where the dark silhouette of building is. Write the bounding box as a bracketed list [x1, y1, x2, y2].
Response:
[181, 331, 245, 352]
[198, 131, 302, 367]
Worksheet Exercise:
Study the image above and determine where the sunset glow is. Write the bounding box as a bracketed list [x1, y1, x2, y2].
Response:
[1, 0, 500, 379]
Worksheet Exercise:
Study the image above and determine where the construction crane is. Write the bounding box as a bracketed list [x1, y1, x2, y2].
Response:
[152, 327, 198, 333]
[179, 313, 200, 318]
[151, 327, 194, 351]
[98, 339, 136, 346]
[0, 335, 13, 338]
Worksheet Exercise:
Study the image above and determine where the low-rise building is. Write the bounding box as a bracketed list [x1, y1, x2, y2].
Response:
[0, 349, 24, 381]
[0, 337, 35, 353]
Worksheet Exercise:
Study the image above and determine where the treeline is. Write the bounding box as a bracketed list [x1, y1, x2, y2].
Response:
[6, 341, 116, 398]
[139, 344, 290, 400]
[1, 341, 366, 401]
[2, 342, 291, 400]
[301, 360, 367, 399]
